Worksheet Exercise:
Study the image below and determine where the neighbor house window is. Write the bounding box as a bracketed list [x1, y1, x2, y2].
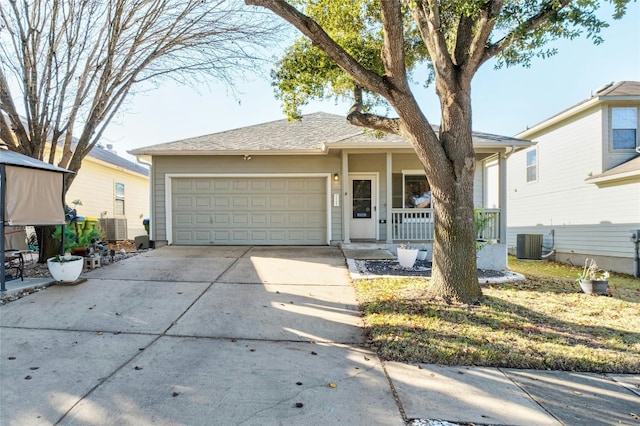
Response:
[115, 182, 125, 215]
[612, 107, 638, 150]
[526, 149, 537, 182]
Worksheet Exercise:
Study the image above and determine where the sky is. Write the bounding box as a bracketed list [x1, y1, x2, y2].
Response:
[100, 4, 640, 163]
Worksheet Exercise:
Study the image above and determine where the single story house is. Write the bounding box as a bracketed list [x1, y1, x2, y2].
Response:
[507, 81, 640, 275]
[130, 112, 532, 270]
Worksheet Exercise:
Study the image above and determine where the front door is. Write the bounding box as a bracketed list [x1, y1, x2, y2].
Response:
[349, 174, 377, 240]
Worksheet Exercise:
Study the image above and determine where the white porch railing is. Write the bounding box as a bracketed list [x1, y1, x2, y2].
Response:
[391, 208, 434, 241]
[390, 208, 500, 241]
[475, 208, 500, 241]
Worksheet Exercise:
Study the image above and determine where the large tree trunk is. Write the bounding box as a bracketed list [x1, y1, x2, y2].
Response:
[433, 83, 481, 303]
[416, 81, 482, 303]
[35, 226, 61, 263]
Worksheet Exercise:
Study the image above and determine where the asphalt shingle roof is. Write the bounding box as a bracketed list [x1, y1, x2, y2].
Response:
[129, 112, 529, 155]
[89, 144, 149, 176]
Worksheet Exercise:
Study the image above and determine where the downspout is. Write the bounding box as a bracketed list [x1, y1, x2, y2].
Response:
[1, 164, 6, 291]
[136, 155, 153, 242]
[632, 230, 640, 278]
[497, 146, 517, 244]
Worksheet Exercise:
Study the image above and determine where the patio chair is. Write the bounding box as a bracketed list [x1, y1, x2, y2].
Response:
[4, 250, 24, 281]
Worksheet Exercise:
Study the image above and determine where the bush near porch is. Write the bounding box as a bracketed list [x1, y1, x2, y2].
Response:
[354, 256, 640, 373]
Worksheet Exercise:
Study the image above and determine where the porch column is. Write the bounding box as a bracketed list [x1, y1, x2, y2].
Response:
[386, 152, 393, 243]
[342, 150, 350, 244]
[499, 153, 508, 244]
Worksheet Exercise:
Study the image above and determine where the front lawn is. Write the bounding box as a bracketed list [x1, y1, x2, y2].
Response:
[354, 257, 640, 373]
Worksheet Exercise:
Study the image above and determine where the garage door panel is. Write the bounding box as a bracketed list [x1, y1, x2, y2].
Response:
[195, 180, 211, 190]
[251, 197, 267, 208]
[306, 180, 324, 191]
[251, 180, 268, 191]
[214, 197, 229, 207]
[233, 180, 249, 191]
[269, 196, 286, 208]
[307, 213, 323, 225]
[214, 230, 231, 242]
[287, 181, 305, 191]
[176, 180, 193, 190]
[270, 213, 286, 225]
[175, 214, 193, 224]
[213, 214, 229, 224]
[195, 197, 211, 207]
[175, 196, 193, 208]
[232, 214, 248, 225]
[251, 213, 267, 224]
[214, 181, 230, 190]
[232, 230, 249, 243]
[195, 215, 210, 224]
[194, 231, 212, 242]
[172, 177, 326, 245]
[250, 230, 268, 242]
[288, 213, 305, 225]
[233, 197, 248, 207]
[269, 180, 285, 191]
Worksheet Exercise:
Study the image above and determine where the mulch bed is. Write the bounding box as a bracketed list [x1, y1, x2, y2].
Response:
[359, 260, 508, 279]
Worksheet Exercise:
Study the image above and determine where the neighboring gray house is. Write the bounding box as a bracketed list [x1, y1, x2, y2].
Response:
[507, 81, 640, 275]
[130, 112, 532, 270]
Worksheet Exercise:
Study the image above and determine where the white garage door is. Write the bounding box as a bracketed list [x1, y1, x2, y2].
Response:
[171, 177, 327, 245]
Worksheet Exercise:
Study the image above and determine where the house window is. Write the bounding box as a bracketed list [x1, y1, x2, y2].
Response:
[403, 174, 431, 208]
[612, 107, 638, 150]
[115, 182, 125, 215]
[526, 149, 537, 182]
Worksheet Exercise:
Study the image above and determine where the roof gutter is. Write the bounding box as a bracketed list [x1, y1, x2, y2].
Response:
[516, 97, 600, 139]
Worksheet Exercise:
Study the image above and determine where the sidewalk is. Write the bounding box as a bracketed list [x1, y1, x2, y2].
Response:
[1, 246, 638, 425]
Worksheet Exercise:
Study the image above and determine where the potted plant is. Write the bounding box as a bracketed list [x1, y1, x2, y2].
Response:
[416, 244, 429, 261]
[47, 255, 84, 283]
[70, 228, 104, 256]
[576, 258, 609, 295]
[396, 243, 418, 268]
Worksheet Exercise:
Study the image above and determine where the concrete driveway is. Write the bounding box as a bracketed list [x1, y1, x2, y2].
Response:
[2, 246, 636, 425]
[0, 246, 402, 425]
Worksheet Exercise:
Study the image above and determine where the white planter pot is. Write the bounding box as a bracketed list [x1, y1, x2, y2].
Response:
[47, 256, 84, 283]
[397, 248, 418, 268]
[416, 250, 428, 261]
[579, 279, 609, 295]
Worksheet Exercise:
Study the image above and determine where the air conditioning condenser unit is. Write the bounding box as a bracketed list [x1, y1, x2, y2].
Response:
[516, 234, 542, 260]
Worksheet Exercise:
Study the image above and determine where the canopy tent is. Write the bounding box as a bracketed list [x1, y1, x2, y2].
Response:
[1, 148, 72, 290]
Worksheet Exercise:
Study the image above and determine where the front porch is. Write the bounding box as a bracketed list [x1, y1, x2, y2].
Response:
[336, 150, 509, 270]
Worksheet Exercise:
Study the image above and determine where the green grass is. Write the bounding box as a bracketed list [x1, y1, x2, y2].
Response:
[354, 257, 640, 373]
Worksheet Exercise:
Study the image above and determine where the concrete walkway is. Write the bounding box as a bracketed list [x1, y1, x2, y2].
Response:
[1, 246, 638, 425]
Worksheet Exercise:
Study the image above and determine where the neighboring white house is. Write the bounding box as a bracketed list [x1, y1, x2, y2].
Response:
[507, 81, 640, 276]
[131, 112, 533, 271]
[64, 143, 150, 240]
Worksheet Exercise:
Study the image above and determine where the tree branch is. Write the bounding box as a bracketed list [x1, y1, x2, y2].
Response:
[409, 1, 455, 85]
[379, 1, 408, 88]
[246, 0, 391, 98]
[481, 0, 572, 65]
[461, 0, 503, 80]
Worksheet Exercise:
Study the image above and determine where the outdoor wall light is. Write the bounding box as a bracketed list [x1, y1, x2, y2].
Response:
[333, 173, 339, 181]
[242, 154, 252, 161]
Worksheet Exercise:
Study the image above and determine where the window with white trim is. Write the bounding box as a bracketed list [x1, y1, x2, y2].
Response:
[612, 107, 638, 150]
[526, 148, 537, 182]
[115, 182, 125, 215]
